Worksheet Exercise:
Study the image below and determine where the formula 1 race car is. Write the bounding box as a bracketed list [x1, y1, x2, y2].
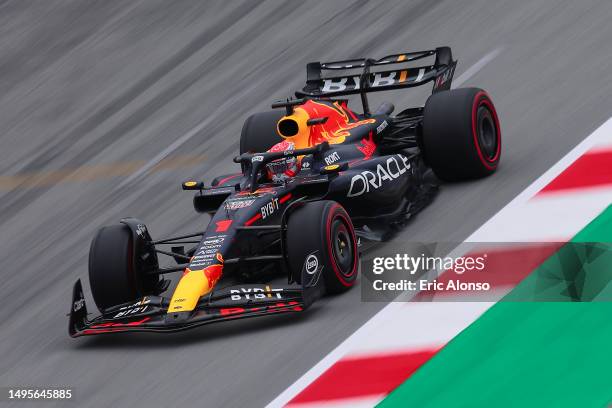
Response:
[69, 47, 501, 336]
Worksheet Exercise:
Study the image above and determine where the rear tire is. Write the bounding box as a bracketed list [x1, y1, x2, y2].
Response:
[88, 224, 158, 311]
[286, 201, 358, 294]
[240, 110, 285, 154]
[422, 87, 501, 181]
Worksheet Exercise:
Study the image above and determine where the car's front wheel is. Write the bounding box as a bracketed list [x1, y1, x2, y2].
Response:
[88, 224, 159, 311]
[286, 201, 359, 294]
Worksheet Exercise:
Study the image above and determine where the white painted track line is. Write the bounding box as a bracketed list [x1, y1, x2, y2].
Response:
[453, 48, 503, 88]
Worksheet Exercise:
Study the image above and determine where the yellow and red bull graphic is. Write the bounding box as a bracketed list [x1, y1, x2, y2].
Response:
[276, 100, 375, 149]
[167, 252, 225, 313]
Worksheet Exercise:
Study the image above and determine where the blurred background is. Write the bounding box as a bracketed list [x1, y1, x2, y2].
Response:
[1, 1, 611, 407]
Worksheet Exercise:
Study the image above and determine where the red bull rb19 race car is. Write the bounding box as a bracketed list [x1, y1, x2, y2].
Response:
[69, 47, 501, 337]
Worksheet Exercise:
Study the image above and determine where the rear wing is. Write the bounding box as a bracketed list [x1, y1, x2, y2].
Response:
[296, 47, 457, 114]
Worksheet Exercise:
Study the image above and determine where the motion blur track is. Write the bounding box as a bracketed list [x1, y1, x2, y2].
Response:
[1, 1, 612, 407]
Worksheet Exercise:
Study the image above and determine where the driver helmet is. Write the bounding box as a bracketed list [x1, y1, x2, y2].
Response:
[266, 140, 301, 183]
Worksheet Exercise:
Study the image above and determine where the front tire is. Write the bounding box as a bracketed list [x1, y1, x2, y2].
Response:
[422, 87, 501, 181]
[286, 201, 359, 294]
[88, 224, 158, 311]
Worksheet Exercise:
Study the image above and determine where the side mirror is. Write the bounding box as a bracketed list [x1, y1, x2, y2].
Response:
[320, 162, 348, 175]
[182, 180, 204, 191]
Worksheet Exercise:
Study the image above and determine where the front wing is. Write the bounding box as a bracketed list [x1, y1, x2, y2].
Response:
[69, 279, 319, 337]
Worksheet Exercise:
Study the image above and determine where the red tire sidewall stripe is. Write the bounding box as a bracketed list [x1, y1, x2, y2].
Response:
[471, 91, 501, 170]
[325, 204, 358, 287]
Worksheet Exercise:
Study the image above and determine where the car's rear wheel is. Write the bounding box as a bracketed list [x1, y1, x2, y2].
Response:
[240, 110, 285, 154]
[88, 224, 159, 311]
[286, 201, 359, 294]
[422, 87, 501, 181]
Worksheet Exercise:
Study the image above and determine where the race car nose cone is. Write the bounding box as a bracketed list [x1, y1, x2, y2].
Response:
[167, 264, 223, 313]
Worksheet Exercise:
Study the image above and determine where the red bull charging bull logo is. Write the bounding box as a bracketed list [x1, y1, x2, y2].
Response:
[276, 100, 375, 149]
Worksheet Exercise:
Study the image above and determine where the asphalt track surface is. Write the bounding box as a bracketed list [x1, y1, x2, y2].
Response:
[1, 1, 612, 407]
